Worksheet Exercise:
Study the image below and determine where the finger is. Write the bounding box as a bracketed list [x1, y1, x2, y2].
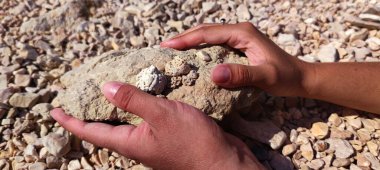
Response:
[50, 108, 136, 152]
[176, 23, 222, 37]
[160, 22, 258, 50]
[161, 23, 222, 45]
[211, 63, 277, 88]
[102, 81, 173, 125]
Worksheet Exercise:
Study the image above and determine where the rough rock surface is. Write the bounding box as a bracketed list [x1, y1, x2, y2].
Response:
[55, 46, 260, 123]
[19, 0, 89, 33]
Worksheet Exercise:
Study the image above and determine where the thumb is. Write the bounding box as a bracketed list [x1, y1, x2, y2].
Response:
[211, 64, 276, 88]
[102, 81, 173, 125]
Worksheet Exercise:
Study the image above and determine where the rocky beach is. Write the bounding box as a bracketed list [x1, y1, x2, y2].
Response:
[1, 0, 380, 169]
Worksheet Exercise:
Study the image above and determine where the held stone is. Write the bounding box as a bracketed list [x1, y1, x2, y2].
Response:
[55, 46, 260, 123]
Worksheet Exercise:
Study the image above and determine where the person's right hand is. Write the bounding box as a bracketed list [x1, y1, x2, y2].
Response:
[51, 82, 265, 169]
[161, 22, 313, 97]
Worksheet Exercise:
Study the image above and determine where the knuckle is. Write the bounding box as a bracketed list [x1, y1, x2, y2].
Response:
[233, 66, 252, 85]
[199, 26, 210, 35]
[265, 65, 279, 86]
[171, 100, 204, 121]
[172, 100, 194, 114]
[239, 21, 253, 26]
[174, 101, 201, 115]
[238, 22, 258, 34]
[171, 100, 185, 113]
[148, 99, 176, 125]
[114, 85, 138, 110]
[195, 23, 209, 30]
[239, 22, 255, 30]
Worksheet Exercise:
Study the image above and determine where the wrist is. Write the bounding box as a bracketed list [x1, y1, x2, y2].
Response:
[298, 61, 318, 98]
[206, 144, 265, 170]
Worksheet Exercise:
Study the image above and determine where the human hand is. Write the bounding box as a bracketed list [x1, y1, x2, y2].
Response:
[161, 22, 313, 97]
[51, 82, 264, 169]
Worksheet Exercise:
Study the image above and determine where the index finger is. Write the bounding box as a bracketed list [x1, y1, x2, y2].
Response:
[160, 22, 259, 50]
[50, 108, 135, 153]
[166, 23, 222, 40]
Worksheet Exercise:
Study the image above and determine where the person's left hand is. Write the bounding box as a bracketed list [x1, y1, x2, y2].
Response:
[51, 81, 264, 169]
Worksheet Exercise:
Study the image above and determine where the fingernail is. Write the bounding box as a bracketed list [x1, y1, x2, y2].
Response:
[212, 65, 231, 83]
[102, 82, 123, 99]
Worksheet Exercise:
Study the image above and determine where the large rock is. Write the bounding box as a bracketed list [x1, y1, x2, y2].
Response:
[317, 44, 338, 63]
[42, 133, 71, 157]
[55, 46, 260, 123]
[326, 138, 354, 159]
[276, 34, 302, 56]
[20, 0, 89, 33]
[310, 122, 329, 139]
[9, 93, 40, 108]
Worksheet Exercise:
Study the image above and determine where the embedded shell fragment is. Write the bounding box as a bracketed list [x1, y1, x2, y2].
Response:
[55, 46, 260, 123]
[182, 70, 199, 86]
[196, 51, 212, 62]
[136, 65, 167, 95]
[165, 56, 191, 76]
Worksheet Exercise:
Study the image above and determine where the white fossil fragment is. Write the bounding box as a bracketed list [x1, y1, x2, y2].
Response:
[196, 51, 212, 62]
[136, 65, 167, 94]
[165, 56, 191, 76]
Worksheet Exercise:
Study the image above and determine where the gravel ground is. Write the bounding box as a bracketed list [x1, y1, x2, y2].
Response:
[1, 0, 380, 169]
